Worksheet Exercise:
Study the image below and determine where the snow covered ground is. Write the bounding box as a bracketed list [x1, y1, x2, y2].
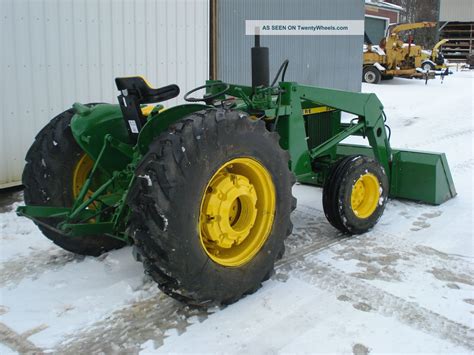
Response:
[0, 70, 473, 354]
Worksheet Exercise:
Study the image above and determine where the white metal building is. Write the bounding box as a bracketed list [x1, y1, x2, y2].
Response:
[0, 0, 210, 188]
[1, 0, 367, 188]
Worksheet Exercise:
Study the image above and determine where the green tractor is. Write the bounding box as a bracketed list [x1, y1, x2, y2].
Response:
[17, 37, 456, 306]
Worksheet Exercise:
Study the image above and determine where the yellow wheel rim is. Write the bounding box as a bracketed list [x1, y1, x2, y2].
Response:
[199, 158, 276, 267]
[72, 153, 94, 199]
[350, 173, 380, 219]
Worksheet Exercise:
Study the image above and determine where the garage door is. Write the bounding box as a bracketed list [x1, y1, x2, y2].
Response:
[365, 16, 387, 45]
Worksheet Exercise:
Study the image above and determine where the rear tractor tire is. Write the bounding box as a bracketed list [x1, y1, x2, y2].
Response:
[128, 108, 296, 306]
[323, 155, 388, 234]
[22, 105, 127, 256]
[363, 66, 382, 84]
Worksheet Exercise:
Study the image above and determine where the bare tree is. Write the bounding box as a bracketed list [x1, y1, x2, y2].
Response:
[388, 0, 439, 47]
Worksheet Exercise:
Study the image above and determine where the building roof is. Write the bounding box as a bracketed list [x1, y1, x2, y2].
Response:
[365, 0, 404, 12]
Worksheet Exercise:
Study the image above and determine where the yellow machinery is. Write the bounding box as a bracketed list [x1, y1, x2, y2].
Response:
[420, 39, 449, 71]
[363, 22, 436, 83]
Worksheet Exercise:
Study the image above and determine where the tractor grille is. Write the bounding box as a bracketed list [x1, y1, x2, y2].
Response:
[305, 110, 340, 150]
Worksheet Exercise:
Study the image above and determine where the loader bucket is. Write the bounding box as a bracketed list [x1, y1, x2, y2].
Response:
[336, 144, 456, 205]
[389, 149, 456, 205]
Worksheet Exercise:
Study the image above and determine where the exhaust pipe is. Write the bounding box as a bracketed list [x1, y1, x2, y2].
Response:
[251, 34, 269, 88]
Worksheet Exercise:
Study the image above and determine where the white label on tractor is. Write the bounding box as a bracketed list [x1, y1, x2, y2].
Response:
[129, 120, 139, 133]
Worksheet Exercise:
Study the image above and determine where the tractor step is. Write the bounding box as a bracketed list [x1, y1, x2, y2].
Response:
[16, 205, 119, 237]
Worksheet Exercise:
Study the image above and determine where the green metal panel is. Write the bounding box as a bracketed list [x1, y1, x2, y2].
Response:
[277, 82, 313, 178]
[63, 222, 115, 236]
[336, 143, 376, 158]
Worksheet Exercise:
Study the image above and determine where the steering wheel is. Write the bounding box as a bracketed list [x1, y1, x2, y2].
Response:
[184, 82, 230, 104]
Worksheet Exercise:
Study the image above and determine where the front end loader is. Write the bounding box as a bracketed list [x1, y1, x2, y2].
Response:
[17, 37, 456, 306]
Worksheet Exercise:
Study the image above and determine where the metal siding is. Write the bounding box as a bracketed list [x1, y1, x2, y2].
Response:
[217, 0, 364, 92]
[0, 0, 209, 187]
[439, 0, 474, 22]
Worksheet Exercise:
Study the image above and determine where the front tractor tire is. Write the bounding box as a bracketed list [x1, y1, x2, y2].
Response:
[323, 155, 388, 234]
[128, 109, 296, 306]
[22, 106, 126, 256]
[363, 66, 382, 84]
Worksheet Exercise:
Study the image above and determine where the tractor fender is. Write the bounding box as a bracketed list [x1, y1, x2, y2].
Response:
[373, 62, 386, 72]
[71, 103, 131, 173]
[137, 103, 212, 154]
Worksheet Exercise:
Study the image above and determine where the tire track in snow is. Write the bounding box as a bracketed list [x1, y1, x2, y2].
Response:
[329, 229, 473, 275]
[0, 248, 84, 287]
[52, 208, 343, 353]
[281, 206, 474, 349]
[452, 158, 474, 174]
[405, 128, 473, 149]
[56, 292, 210, 354]
[55, 206, 472, 351]
[0, 322, 45, 354]
[0, 207, 338, 353]
[8, 206, 472, 352]
[280, 259, 474, 350]
[283, 206, 350, 258]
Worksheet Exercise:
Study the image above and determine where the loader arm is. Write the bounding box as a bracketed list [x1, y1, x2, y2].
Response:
[290, 83, 391, 176]
[273, 82, 454, 205]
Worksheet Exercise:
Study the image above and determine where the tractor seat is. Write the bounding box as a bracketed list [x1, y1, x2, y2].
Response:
[115, 76, 180, 104]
